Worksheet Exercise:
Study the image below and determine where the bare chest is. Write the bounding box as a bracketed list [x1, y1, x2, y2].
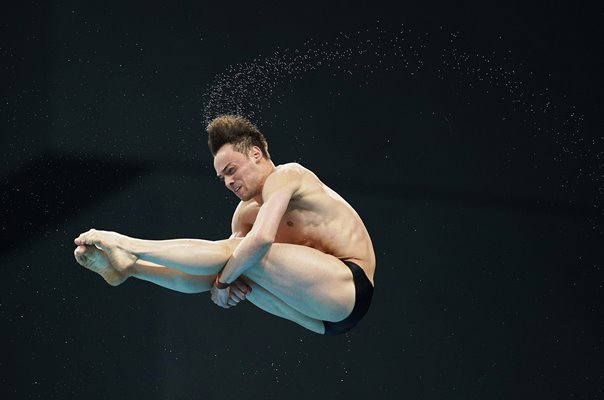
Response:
[273, 208, 328, 249]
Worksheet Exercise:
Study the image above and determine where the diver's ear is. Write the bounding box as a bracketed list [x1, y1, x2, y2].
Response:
[250, 146, 263, 161]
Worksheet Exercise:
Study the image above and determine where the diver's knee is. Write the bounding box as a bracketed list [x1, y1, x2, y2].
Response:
[215, 237, 242, 253]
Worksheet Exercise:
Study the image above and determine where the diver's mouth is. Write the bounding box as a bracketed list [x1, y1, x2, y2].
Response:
[234, 186, 241, 193]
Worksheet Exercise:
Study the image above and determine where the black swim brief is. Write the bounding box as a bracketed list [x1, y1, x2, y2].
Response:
[323, 261, 374, 335]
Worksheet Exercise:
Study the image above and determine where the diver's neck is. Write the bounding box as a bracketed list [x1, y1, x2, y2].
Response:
[253, 161, 277, 204]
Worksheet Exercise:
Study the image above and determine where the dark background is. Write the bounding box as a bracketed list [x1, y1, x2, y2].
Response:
[2, 1, 603, 399]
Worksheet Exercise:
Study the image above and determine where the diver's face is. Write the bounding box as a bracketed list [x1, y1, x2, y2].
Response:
[213, 144, 262, 201]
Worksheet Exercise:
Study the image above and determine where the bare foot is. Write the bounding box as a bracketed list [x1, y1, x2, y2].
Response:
[75, 229, 123, 250]
[74, 229, 137, 271]
[74, 245, 128, 286]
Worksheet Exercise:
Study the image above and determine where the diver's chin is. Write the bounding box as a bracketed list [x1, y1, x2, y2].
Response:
[234, 188, 246, 200]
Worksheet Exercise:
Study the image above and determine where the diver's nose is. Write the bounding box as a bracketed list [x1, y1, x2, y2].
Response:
[225, 176, 234, 188]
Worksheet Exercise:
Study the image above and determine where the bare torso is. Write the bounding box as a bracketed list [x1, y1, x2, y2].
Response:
[233, 163, 376, 284]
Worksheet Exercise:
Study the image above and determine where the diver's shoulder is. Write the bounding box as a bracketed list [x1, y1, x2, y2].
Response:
[275, 162, 315, 176]
[274, 163, 327, 198]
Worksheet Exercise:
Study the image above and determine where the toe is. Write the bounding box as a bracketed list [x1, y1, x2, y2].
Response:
[78, 230, 96, 246]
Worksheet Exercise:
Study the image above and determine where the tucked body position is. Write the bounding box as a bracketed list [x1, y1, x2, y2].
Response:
[74, 115, 375, 335]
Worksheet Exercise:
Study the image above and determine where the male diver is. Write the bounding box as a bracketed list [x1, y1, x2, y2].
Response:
[74, 115, 375, 335]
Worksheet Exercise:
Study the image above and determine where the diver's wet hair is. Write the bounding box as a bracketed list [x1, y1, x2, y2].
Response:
[206, 115, 270, 159]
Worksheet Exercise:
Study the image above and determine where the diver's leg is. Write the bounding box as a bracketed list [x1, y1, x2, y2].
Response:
[74, 245, 324, 332]
[121, 237, 355, 323]
[241, 243, 357, 323]
[74, 245, 216, 293]
[241, 278, 325, 333]
[75, 229, 238, 275]
[75, 230, 356, 322]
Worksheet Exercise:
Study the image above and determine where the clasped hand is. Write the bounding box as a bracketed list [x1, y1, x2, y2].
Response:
[210, 277, 252, 308]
